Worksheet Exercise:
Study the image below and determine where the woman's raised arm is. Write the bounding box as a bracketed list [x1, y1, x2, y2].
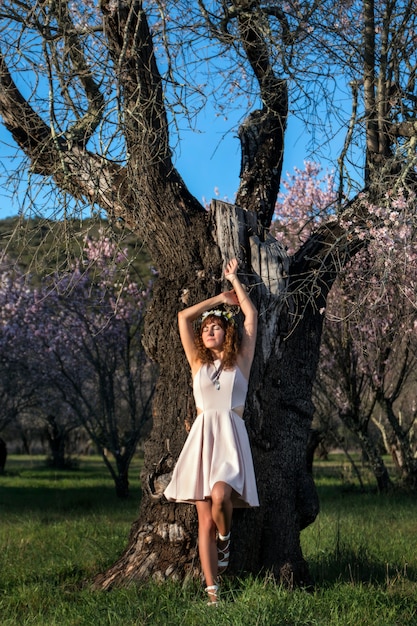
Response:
[224, 259, 258, 379]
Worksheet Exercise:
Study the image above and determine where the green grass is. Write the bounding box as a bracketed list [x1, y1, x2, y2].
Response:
[0, 455, 416, 625]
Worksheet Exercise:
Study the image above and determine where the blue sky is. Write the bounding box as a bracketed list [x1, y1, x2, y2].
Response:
[0, 107, 310, 220]
[173, 112, 308, 206]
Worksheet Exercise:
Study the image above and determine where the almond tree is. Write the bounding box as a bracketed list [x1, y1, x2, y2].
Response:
[1, 0, 416, 587]
[38, 235, 154, 495]
[0, 235, 155, 492]
[317, 191, 417, 490]
[333, 202, 417, 488]
[314, 279, 392, 493]
[39, 235, 157, 496]
[0, 262, 40, 437]
[276, 164, 417, 491]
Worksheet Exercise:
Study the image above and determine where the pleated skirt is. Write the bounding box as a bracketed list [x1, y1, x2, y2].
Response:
[164, 409, 259, 508]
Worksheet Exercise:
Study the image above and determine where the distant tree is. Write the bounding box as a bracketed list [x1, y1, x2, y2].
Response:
[275, 164, 417, 491]
[0, 234, 155, 490]
[313, 282, 392, 493]
[321, 190, 417, 489]
[25, 233, 156, 495]
[0, 261, 41, 439]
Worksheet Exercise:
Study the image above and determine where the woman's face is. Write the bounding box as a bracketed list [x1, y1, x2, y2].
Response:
[201, 318, 226, 350]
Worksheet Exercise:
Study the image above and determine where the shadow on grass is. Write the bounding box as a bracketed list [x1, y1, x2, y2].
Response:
[315, 481, 417, 514]
[0, 472, 142, 517]
[0, 456, 142, 516]
[0, 483, 135, 514]
[308, 546, 417, 587]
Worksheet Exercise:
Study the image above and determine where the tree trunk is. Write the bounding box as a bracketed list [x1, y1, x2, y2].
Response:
[306, 429, 325, 474]
[339, 410, 393, 493]
[356, 430, 392, 493]
[0, 438, 7, 474]
[113, 473, 130, 500]
[93, 200, 322, 590]
[45, 415, 68, 470]
[380, 399, 417, 489]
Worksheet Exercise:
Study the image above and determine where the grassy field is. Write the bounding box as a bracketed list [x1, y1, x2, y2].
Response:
[0, 455, 416, 625]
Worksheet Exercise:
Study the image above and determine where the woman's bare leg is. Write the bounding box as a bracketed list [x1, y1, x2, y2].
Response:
[210, 481, 233, 536]
[195, 500, 218, 602]
[210, 481, 233, 573]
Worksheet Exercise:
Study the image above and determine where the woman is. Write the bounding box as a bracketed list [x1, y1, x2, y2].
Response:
[164, 258, 259, 604]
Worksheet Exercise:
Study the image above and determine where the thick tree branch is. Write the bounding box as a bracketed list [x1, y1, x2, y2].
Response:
[290, 192, 369, 307]
[0, 51, 131, 222]
[233, 0, 288, 226]
[100, 0, 211, 268]
[0, 51, 56, 163]
[363, 0, 379, 180]
[101, 0, 172, 171]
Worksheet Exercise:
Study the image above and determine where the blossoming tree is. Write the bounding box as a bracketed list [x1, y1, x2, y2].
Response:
[275, 164, 417, 491]
[0, 233, 156, 494]
[320, 195, 417, 490]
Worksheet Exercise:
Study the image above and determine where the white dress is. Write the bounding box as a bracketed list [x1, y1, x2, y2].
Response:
[164, 360, 259, 507]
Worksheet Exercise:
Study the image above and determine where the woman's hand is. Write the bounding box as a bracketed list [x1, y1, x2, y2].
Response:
[224, 259, 241, 305]
[222, 289, 240, 306]
[224, 258, 238, 283]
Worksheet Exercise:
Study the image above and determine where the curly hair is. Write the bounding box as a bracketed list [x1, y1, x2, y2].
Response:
[195, 314, 238, 368]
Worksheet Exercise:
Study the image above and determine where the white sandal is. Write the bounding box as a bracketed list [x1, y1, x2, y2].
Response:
[205, 584, 219, 605]
[217, 531, 231, 574]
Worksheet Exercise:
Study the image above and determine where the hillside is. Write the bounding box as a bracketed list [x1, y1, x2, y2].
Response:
[0, 216, 152, 284]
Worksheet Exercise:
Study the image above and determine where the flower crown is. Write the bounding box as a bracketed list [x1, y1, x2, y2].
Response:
[200, 309, 235, 324]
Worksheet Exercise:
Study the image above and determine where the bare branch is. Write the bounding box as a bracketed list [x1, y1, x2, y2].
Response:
[232, 1, 288, 224]
[0, 51, 56, 166]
